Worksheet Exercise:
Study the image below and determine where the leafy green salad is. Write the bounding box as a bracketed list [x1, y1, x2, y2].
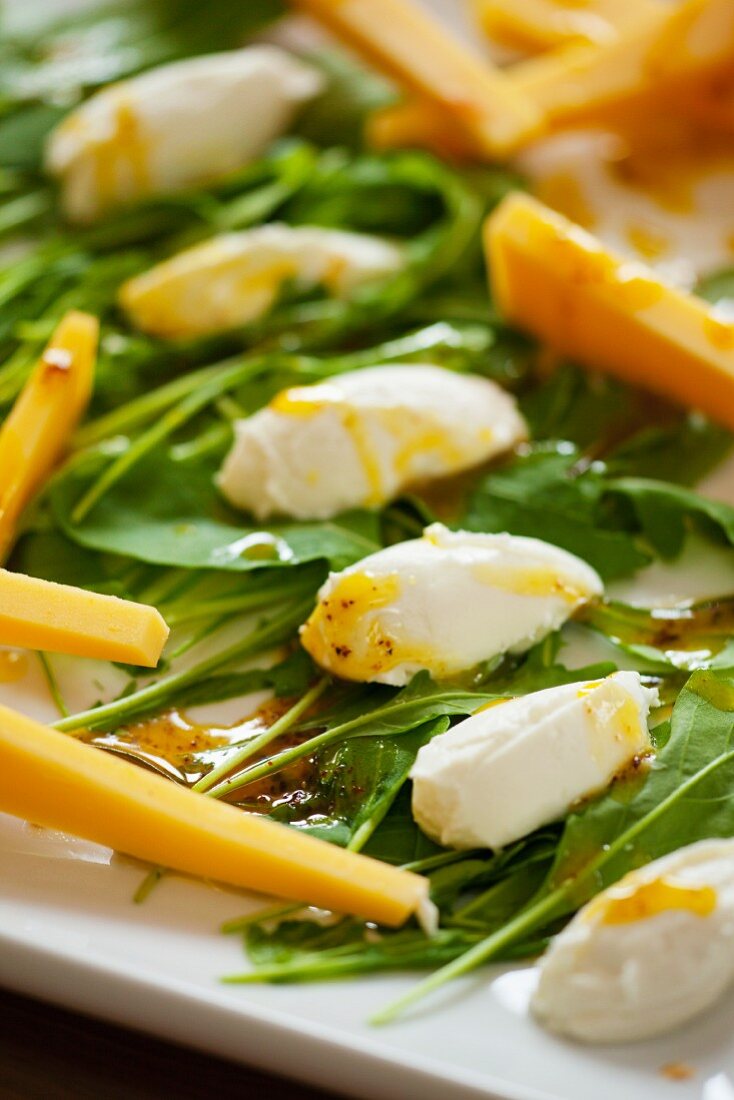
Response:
[3, 0, 734, 1030]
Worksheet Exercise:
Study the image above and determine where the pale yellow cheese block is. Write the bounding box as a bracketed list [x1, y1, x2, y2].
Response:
[367, 97, 476, 160]
[0, 703, 430, 926]
[473, 0, 662, 54]
[0, 311, 98, 560]
[293, 0, 540, 157]
[486, 192, 734, 429]
[511, 0, 734, 130]
[0, 569, 169, 667]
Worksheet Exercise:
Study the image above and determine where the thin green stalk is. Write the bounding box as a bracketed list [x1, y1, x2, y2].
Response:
[54, 593, 315, 733]
[72, 354, 248, 449]
[165, 614, 232, 662]
[194, 676, 330, 794]
[162, 575, 312, 626]
[38, 653, 69, 718]
[221, 902, 303, 934]
[369, 891, 563, 1026]
[71, 359, 265, 523]
[203, 693, 437, 799]
[0, 190, 48, 236]
[169, 422, 231, 463]
[136, 568, 194, 608]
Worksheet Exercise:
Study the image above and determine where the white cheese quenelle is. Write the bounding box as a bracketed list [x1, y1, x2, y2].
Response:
[299, 523, 603, 684]
[217, 366, 526, 520]
[45, 46, 323, 223]
[411, 671, 656, 850]
[532, 838, 734, 1043]
[119, 224, 404, 340]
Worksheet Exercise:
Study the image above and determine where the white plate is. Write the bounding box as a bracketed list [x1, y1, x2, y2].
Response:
[4, 2, 734, 1098]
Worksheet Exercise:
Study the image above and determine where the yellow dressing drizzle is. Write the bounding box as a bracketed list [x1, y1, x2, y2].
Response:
[599, 878, 717, 925]
[93, 97, 150, 210]
[301, 572, 435, 681]
[271, 386, 384, 506]
[472, 562, 587, 603]
[393, 426, 465, 479]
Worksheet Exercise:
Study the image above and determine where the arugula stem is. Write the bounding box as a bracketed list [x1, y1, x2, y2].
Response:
[204, 688, 492, 799]
[38, 653, 69, 718]
[71, 359, 267, 523]
[369, 890, 563, 1026]
[54, 593, 315, 732]
[72, 354, 249, 448]
[221, 902, 304, 934]
[195, 676, 330, 794]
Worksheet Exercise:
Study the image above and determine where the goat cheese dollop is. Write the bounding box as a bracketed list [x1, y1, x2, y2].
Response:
[119, 223, 403, 339]
[532, 838, 734, 1043]
[45, 46, 323, 223]
[411, 671, 655, 850]
[217, 366, 526, 519]
[300, 524, 603, 684]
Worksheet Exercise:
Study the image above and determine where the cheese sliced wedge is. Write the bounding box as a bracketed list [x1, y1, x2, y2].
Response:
[473, 0, 661, 54]
[511, 0, 734, 130]
[293, 0, 540, 157]
[0, 569, 169, 667]
[0, 311, 98, 561]
[486, 192, 734, 429]
[0, 703, 430, 926]
[367, 98, 475, 161]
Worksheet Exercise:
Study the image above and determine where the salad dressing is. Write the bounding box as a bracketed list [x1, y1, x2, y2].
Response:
[83, 698, 319, 808]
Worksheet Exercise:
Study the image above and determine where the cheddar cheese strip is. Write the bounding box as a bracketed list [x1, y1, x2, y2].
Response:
[367, 97, 475, 160]
[486, 192, 734, 429]
[0, 569, 169, 667]
[511, 0, 734, 131]
[473, 0, 661, 54]
[0, 703, 431, 927]
[292, 0, 540, 157]
[0, 311, 98, 560]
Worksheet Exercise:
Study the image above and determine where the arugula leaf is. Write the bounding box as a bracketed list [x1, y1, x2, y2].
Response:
[265, 718, 448, 849]
[374, 670, 734, 1022]
[464, 447, 734, 580]
[463, 447, 650, 580]
[50, 444, 380, 572]
[608, 476, 734, 559]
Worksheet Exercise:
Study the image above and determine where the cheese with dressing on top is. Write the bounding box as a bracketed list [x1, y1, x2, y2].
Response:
[119, 223, 404, 340]
[300, 524, 603, 685]
[45, 46, 323, 223]
[486, 192, 734, 430]
[533, 839, 734, 1042]
[217, 365, 526, 520]
[411, 672, 656, 850]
